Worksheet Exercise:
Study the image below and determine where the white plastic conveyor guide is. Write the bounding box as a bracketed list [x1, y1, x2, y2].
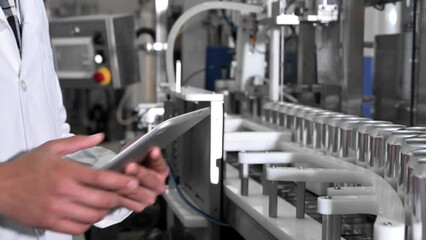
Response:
[223, 116, 405, 240]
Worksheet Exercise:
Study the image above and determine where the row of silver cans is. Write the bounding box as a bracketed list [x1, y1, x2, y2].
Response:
[261, 102, 426, 184]
[409, 158, 426, 240]
[262, 101, 426, 239]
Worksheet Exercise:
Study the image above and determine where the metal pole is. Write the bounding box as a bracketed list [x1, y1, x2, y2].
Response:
[269, 181, 278, 218]
[262, 165, 270, 195]
[241, 164, 249, 196]
[279, 27, 286, 102]
[296, 181, 306, 219]
[322, 214, 341, 240]
[410, 0, 418, 126]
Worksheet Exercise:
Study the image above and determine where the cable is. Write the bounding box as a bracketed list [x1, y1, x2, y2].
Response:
[166, 159, 231, 227]
[116, 86, 138, 126]
[221, 9, 237, 41]
[182, 65, 226, 86]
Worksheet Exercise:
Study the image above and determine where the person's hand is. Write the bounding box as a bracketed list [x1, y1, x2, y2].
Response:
[120, 147, 169, 212]
[0, 134, 141, 235]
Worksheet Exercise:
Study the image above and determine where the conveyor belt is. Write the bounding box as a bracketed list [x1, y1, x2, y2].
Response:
[227, 153, 375, 240]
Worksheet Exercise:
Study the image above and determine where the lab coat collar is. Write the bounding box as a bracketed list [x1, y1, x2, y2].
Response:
[20, 0, 42, 78]
[0, 6, 6, 24]
[0, 7, 19, 73]
[20, 0, 38, 25]
[0, 0, 41, 74]
[0, 0, 36, 25]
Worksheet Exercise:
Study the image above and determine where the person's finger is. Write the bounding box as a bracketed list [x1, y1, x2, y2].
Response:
[127, 147, 169, 175]
[50, 218, 92, 235]
[59, 179, 123, 209]
[146, 147, 169, 173]
[44, 133, 105, 156]
[123, 165, 165, 194]
[68, 162, 139, 192]
[120, 186, 158, 205]
[118, 196, 149, 212]
[54, 200, 110, 225]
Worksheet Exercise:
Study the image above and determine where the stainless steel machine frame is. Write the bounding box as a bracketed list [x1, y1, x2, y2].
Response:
[164, 86, 224, 239]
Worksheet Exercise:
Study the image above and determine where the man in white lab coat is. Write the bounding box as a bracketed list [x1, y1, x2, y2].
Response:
[0, 0, 169, 239]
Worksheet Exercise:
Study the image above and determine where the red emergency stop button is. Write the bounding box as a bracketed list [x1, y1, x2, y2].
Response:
[93, 67, 112, 86]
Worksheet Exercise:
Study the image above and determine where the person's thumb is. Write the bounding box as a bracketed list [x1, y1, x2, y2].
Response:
[46, 133, 105, 156]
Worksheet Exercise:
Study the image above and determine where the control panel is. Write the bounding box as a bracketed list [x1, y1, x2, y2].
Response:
[49, 14, 139, 89]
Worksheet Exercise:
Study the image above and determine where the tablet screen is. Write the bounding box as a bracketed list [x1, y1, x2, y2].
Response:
[90, 107, 211, 171]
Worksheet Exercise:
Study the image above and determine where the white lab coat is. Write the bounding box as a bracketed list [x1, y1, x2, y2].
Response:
[0, 0, 131, 239]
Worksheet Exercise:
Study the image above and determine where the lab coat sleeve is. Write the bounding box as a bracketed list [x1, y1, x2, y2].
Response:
[54, 77, 72, 138]
[66, 146, 134, 228]
[37, 0, 72, 139]
[48, 42, 71, 138]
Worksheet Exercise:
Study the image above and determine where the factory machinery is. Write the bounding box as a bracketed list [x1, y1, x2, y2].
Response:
[164, 91, 426, 240]
[45, 0, 426, 239]
[162, 1, 426, 240]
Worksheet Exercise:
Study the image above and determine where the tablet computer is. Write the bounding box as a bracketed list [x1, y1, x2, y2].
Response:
[106, 107, 210, 171]
[69, 107, 210, 171]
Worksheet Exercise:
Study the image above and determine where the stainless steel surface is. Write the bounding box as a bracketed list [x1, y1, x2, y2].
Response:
[155, 0, 168, 102]
[412, 0, 426, 126]
[373, 34, 406, 124]
[165, 87, 224, 240]
[340, 0, 364, 116]
[316, 0, 364, 115]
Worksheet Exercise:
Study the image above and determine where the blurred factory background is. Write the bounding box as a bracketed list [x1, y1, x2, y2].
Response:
[44, 0, 426, 239]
